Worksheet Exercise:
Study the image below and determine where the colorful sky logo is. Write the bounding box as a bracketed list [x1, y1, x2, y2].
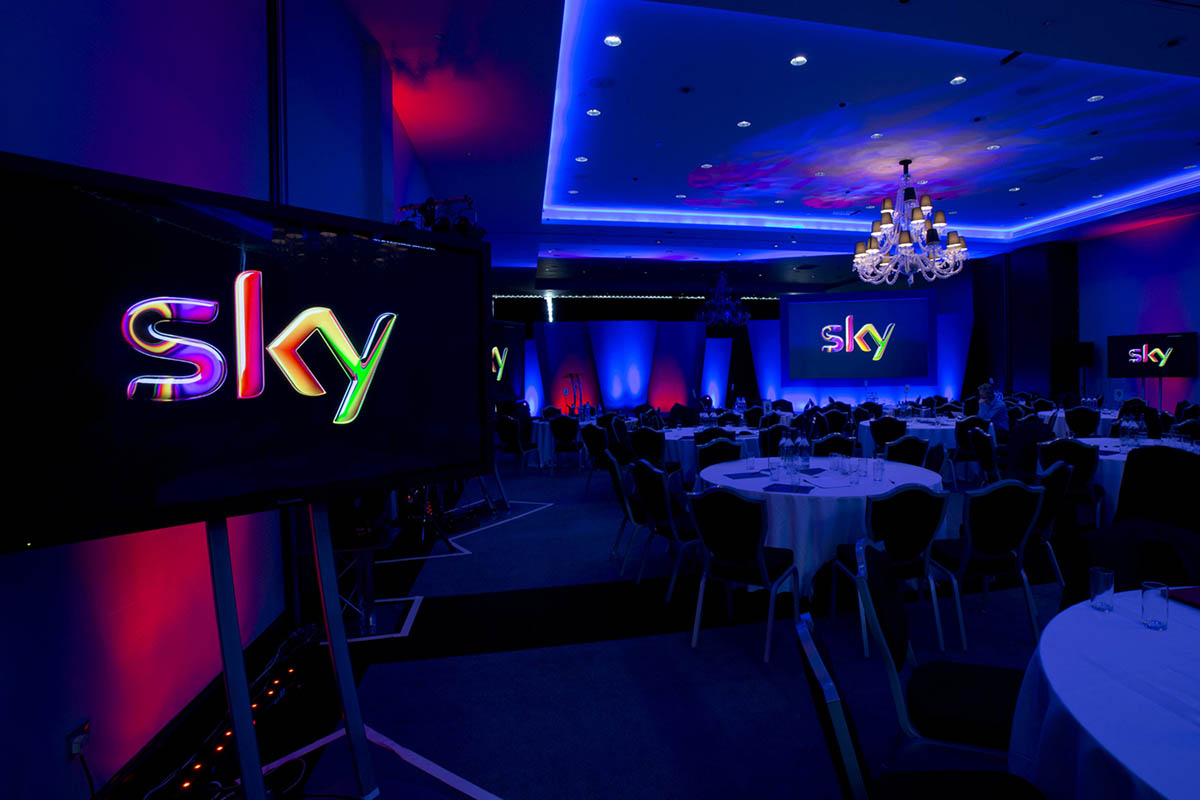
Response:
[1127, 344, 1173, 367]
[820, 316, 895, 361]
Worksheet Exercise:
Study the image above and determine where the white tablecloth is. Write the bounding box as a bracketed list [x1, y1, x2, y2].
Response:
[1040, 409, 1118, 439]
[664, 427, 760, 485]
[1010, 590, 1200, 800]
[696, 457, 943, 592]
[1076, 437, 1127, 523]
[856, 417, 959, 458]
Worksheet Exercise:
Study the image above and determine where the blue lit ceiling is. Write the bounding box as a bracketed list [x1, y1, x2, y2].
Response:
[543, 0, 1200, 246]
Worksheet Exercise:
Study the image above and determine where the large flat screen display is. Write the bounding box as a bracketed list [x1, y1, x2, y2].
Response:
[781, 293, 934, 383]
[5, 153, 490, 551]
[1107, 332, 1198, 378]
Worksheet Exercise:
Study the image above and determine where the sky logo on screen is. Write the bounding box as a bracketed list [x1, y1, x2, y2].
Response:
[491, 346, 508, 381]
[820, 316, 895, 361]
[122, 271, 397, 424]
[1127, 345, 1173, 367]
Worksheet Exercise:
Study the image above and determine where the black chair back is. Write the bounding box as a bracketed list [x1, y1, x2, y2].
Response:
[581, 424, 608, 462]
[759, 424, 789, 457]
[717, 412, 741, 427]
[1059, 392, 1081, 410]
[923, 443, 945, 474]
[1178, 403, 1199, 422]
[964, 481, 1044, 558]
[1033, 460, 1073, 532]
[953, 415, 988, 453]
[695, 426, 735, 446]
[1176, 418, 1200, 440]
[633, 403, 653, 416]
[810, 412, 831, 439]
[597, 411, 616, 436]
[1144, 408, 1163, 439]
[969, 428, 999, 483]
[1006, 418, 1055, 481]
[866, 485, 947, 565]
[697, 439, 743, 471]
[612, 417, 632, 447]
[630, 427, 666, 466]
[604, 450, 643, 524]
[1037, 438, 1100, 488]
[639, 409, 664, 431]
[542, 406, 562, 419]
[813, 433, 853, 457]
[743, 407, 764, 428]
[549, 414, 580, 444]
[824, 409, 848, 434]
[1032, 398, 1055, 413]
[688, 488, 769, 582]
[772, 399, 794, 413]
[1114, 446, 1200, 532]
[850, 406, 872, 427]
[761, 411, 782, 429]
[869, 416, 907, 451]
[862, 546, 912, 672]
[962, 396, 979, 417]
[883, 435, 928, 467]
[860, 401, 883, 419]
[630, 460, 677, 536]
[1119, 398, 1147, 419]
[496, 414, 521, 451]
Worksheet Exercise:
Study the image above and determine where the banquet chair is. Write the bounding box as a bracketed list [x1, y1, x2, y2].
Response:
[639, 408, 664, 431]
[814, 433, 854, 457]
[758, 424, 789, 457]
[969, 428, 1001, 486]
[743, 407, 764, 428]
[687, 487, 799, 662]
[695, 426, 735, 446]
[1006, 405, 1022, 433]
[1118, 397, 1146, 418]
[634, 402, 654, 416]
[855, 547, 1039, 757]
[496, 414, 538, 473]
[1178, 402, 1199, 422]
[931, 481, 1045, 647]
[961, 396, 979, 417]
[581, 424, 609, 495]
[831, 400, 852, 413]
[831, 484, 952, 653]
[1143, 408, 1163, 439]
[1004, 417, 1054, 483]
[793, 613, 1045, 800]
[861, 401, 883, 419]
[631, 426, 679, 474]
[1032, 398, 1055, 413]
[626, 461, 701, 600]
[549, 415, 584, 471]
[772, 398, 794, 413]
[717, 411, 741, 427]
[850, 406, 872, 428]
[1175, 418, 1200, 440]
[1113, 445, 1200, 532]
[883, 435, 928, 467]
[1012, 391, 1032, 402]
[949, 416, 989, 490]
[824, 409, 849, 436]
[1033, 461, 1074, 588]
[1173, 399, 1195, 420]
[761, 411, 782, 429]
[1059, 392, 1080, 411]
[868, 417, 907, 457]
[923, 444, 945, 475]
[603, 450, 646, 559]
[697, 438, 743, 472]
[810, 411, 831, 440]
[1037, 438, 1103, 528]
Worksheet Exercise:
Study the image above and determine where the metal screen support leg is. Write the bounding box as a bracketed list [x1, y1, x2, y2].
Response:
[310, 503, 380, 800]
[206, 518, 267, 800]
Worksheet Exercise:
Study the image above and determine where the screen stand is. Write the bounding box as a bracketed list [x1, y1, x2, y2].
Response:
[1157, 377, 1163, 413]
[310, 503, 381, 800]
[206, 518, 268, 800]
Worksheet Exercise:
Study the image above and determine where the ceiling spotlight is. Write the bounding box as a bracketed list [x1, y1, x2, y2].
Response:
[575, 156, 588, 162]
[865, 205, 876, 209]
[1184, 164, 1197, 170]
[790, 55, 808, 66]
[1092, 194, 1104, 198]
[870, 132, 884, 139]
[986, 145, 1001, 151]
[700, 163, 713, 169]
[586, 108, 601, 117]
[1086, 94, 1104, 103]
[604, 35, 622, 47]
[814, 171, 826, 177]
[950, 75, 967, 85]
[917, 179, 929, 185]
[567, 189, 579, 195]
[1090, 155, 1104, 161]
[774, 199, 785, 204]
[1009, 186, 1021, 192]
[675, 193, 687, 198]
[737, 120, 752, 128]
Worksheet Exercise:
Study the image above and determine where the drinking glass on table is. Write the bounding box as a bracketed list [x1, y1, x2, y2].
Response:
[1089, 567, 1114, 612]
[872, 457, 885, 483]
[830, 453, 843, 474]
[857, 457, 868, 483]
[1141, 581, 1168, 630]
[848, 457, 860, 484]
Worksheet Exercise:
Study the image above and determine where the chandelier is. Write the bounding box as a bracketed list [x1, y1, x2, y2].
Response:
[697, 272, 750, 327]
[852, 159, 968, 286]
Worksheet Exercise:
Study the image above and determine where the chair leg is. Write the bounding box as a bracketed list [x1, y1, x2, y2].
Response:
[636, 535, 654, 584]
[792, 571, 801, 623]
[1043, 538, 1065, 588]
[611, 519, 628, 558]
[665, 542, 691, 603]
[947, 572, 968, 651]
[855, 588, 870, 658]
[619, 526, 643, 577]
[927, 575, 946, 653]
[764, 586, 779, 663]
[1020, 568, 1040, 642]
[691, 572, 708, 648]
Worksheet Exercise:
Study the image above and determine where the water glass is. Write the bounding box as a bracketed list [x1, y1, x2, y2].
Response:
[830, 453, 843, 474]
[1141, 581, 1169, 630]
[857, 457, 868, 481]
[848, 457, 860, 484]
[1089, 567, 1114, 612]
[873, 457, 886, 483]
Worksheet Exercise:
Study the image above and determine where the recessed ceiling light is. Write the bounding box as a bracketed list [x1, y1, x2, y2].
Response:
[790, 55, 808, 66]
[814, 171, 826, 177]
[1009, 186, 1021, 192]
[1185, 164, 1198, 170]
[949, 210, 958, 214]
[586, 108, 601, 117]
[870, 132, 884, 139]
[986, 144, 1001, 151]
[567, 189, 579, 195]
[675, 194, 687, 198]
[1092, 194, 1104, 198]
[917, 179, 929, 185]
[950, 75, 967, 85]
[604, 35, 622, 47]
[865, 205, 876, 209]
[737, 120, 752, 128]
[1090, 155, 1104, 161]
[1086, 94, 1104, 103]
[774, 199, 785, 204]
[575, 156, 588, 162]
[700, 163, 713, 169]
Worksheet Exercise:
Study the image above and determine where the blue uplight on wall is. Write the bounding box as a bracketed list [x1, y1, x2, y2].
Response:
[588, 321, 657, 409]
[747, 320, 781, 402]
[701, 337, 733, 409]
[524, 338, 543, 416]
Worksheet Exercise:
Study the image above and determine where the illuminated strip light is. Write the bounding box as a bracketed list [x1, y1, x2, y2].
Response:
[542, 0, 586, 211]
[370, 237, 437, 251]
[494, 294, 709, 300]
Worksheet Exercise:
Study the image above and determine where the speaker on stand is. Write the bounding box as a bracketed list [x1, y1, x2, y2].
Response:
[1078, 341, 1095, 398]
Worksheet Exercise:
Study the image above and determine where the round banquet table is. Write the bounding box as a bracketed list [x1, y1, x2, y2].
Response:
[1076, 437, 1127, 523]
[1009, 590, 1200, 800]
[1040, 409, 1118, 439]
[663, 427, 760, 485]
[857, 417, 959, 459]
[696, 457, 943, 592]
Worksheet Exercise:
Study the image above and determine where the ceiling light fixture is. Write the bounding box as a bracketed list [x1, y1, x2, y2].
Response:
[737, 120, 752, 128]
[675, 194, 687, 198]
[575, 156, 588, 162]
[603, 35, 622, 47]
[1086, 94, 1104, 103]
[586, 108, 601, 117]
[851, 158, 967, 286]
[567, 189, 579, 194]
[950, 75, 967, 85]
[986, 145, 1001, 151]
[917, 179, 929, 185]
[790, 55, 808, 66]
[1093, 194, 1104, 198]
[774, 199, 785, 204]
[870, 132, 884, 139]
[1184, 164, 1197, 170]
[814, 171, 826, 177]
[700, 163, 713, 169]
[1090, 155, 1104, 161]
[1009, 186, 1021, 192]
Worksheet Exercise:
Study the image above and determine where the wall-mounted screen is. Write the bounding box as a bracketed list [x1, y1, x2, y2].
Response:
[5, 153, 491, 551]
[781, 293, 935, 383]
[1107, 332, 1198, 378]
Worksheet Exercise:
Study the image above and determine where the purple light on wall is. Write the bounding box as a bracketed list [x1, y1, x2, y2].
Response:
[524, 338, 543, 415]
[588, 320, 657, 409]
